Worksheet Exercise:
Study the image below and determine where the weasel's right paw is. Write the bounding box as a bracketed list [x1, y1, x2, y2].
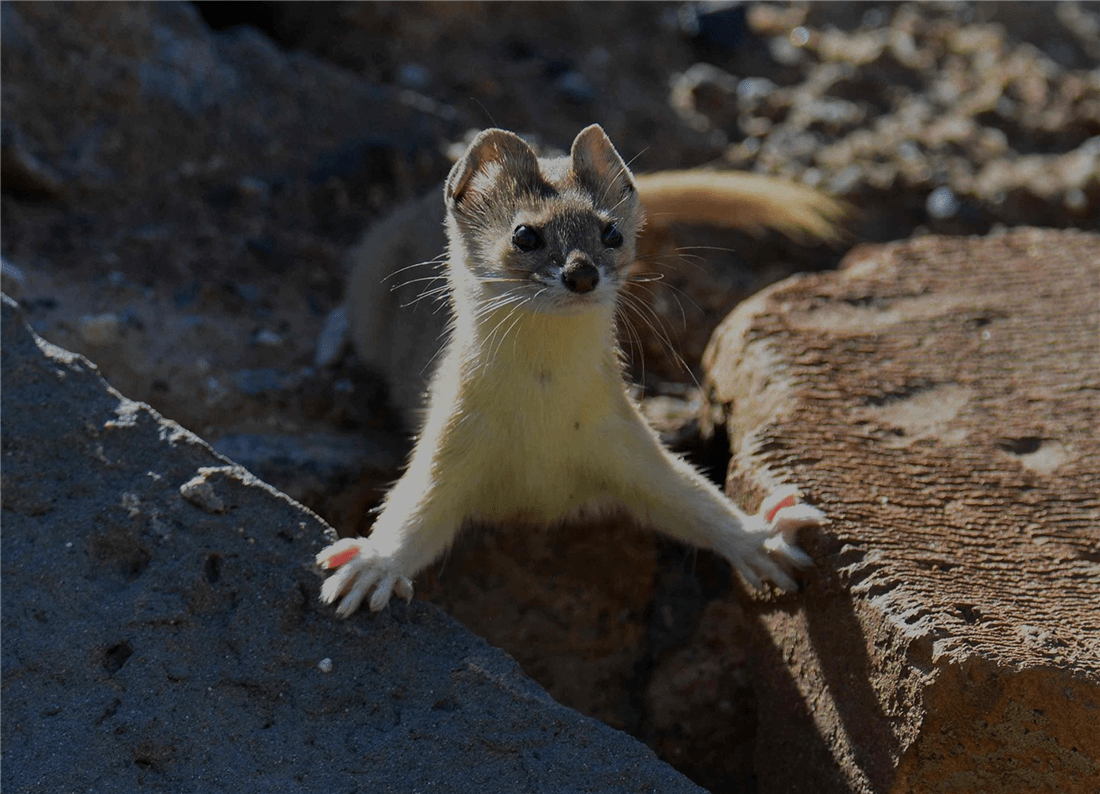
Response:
[316, 538, 414, 617]
[759, 485, 824, 586]
[728, 485, 824, 592]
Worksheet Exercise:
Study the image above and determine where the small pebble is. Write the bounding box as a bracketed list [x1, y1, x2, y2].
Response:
[926, 186, 961, 220]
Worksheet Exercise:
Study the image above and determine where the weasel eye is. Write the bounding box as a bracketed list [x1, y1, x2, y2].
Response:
[601, 223, 623, 248]
[512, 225, 543, 252]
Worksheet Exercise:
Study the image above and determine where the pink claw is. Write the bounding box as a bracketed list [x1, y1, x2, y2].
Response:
[765, 494, 797, 524]
[325, 547, 360, 569]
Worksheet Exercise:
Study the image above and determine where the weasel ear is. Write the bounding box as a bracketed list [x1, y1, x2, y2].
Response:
[570, 124, 636, 202]
[445, 129, 540, 207]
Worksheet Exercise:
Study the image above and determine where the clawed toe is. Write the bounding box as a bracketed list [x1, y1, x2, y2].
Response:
[729, 487, 825, 591]
[316, 539, 411, 617]
[319, 561, 357, 604]
[763, 533, 814, 569]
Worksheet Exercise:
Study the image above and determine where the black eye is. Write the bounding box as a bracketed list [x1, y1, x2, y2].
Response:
[512, 225, 542, 252]
[601, 223, 623, 248]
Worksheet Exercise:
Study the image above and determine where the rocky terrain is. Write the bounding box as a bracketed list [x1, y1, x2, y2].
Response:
[2, 294, 707, 794]
[3, 3, 1099, 792]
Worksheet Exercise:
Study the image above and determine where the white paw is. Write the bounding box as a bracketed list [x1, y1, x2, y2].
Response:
[315, 537, 414, 617]
[731, 485, 824, 592]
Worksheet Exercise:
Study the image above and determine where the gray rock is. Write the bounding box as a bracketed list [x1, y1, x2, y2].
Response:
[210, 430, 405, 498]
[0, 2, 454, 289]
[0, 294, 704, 794]
[0, 258, 26, 297]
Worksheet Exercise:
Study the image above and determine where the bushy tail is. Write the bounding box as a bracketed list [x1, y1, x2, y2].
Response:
[635, 170, 846, 242]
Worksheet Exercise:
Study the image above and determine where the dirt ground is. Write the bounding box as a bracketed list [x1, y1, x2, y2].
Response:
[3, 3, 1098, 791]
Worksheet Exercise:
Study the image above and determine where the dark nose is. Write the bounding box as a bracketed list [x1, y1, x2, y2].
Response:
[561, 259, 599, 294]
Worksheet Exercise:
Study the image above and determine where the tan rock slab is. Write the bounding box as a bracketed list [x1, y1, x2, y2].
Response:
[702, 228, 1100, 794]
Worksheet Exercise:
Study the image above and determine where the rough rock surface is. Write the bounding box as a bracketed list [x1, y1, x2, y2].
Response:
[701, 228, 1100, 794]
[0, 294, 705, 794]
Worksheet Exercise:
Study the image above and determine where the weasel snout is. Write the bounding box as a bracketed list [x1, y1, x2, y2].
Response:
[561, 257, 600, 294]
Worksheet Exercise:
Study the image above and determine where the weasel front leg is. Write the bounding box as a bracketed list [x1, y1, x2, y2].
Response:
[316, 461, 463, 616]
[612, 420, 824, 590]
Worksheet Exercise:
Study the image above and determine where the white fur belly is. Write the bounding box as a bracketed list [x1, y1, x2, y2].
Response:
[447, 308, 628, 523]
[475, 418, 614, 521]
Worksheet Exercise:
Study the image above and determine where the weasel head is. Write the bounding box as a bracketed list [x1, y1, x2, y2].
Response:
[444, 125, 643, 316]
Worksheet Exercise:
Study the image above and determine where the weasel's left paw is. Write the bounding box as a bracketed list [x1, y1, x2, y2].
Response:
[316, 538, 414, 617]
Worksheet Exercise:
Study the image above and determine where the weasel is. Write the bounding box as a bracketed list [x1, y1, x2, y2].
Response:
[317, 125, 825, 615]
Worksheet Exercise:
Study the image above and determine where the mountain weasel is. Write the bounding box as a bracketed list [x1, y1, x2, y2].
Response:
[317, 125, 825, 615]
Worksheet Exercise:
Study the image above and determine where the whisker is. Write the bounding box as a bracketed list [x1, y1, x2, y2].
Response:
[392, 274, 447, 291]
[624, 148, 649, 170]
[473, 291, 527, 322]
[383, 256, 448, 282]
[631, 250, 709, 275]
[401, 284, 452, 310]
[475, 290, 526, 325]
[483, 296, 532, 363]
[609, 192, 635, 218]
[629, 277, 695, 325]
[506, 296, 538, 358]
[420, 326, 452, 377]
[601, 149, 647, 213]
[598, 152, 645, 211]
[620, 289, 677, 343]
[673, 245, 740, 255]
[626, 288, 687, 346]
[489, 285, 550, 363]
[628, 276, 702, 320]
[616, 304, 646, 386]
[617, 291, 696, 384]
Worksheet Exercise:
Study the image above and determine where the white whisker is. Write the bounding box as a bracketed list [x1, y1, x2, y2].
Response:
[616, 303, 646, 386]
[617, 290, 695, 383]
[383, 256, 448, 282]
[392, 275, 447, 297]
[482, 295, 532, 363]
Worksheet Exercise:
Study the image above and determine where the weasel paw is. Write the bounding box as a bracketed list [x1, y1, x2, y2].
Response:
[316, 538, 414, 617]
[733, 486, 824, 592]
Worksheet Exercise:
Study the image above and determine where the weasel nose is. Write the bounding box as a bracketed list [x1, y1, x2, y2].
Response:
[561, 260, 599, 294]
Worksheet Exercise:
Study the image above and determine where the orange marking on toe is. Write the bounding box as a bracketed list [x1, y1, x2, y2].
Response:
[765, 494, 797, 524]
[326, 547, 359, 569]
